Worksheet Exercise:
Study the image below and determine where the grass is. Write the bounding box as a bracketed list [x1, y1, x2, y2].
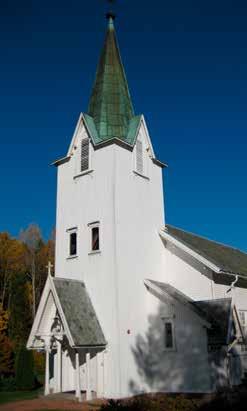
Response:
[0, 390, 39, 405]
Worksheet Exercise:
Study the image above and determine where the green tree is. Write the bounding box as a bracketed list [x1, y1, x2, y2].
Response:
[19, 224, 43, 318]
[0, 233, 26, 310]
[15, 345, 35, 390]
[8, 276, 32, 345]
[0, 305, 14, 376]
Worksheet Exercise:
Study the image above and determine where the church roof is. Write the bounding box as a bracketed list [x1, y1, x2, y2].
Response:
[194, 299, 232, 345]
[53, 278, 106, 347]
[86, 16, 139, 145]
[146, 280, 232, 345]
[165, 225, 247, 278]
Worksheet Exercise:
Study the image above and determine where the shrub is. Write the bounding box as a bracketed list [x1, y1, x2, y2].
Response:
[15, 345, 35, 390]
[0, 376, 16, 392]
[100, 395, 200, 411]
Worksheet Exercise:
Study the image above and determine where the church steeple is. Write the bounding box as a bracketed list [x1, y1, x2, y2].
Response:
[87, 14, 135, 142]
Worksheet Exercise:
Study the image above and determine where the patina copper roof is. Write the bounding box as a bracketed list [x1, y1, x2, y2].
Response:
[87, 16, 136, 143]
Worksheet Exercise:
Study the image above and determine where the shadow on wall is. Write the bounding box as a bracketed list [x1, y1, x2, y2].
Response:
[129, 302, 225, 394]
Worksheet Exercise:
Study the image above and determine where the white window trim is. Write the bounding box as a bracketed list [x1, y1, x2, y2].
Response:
[162, 318, 176, 352]
[74, 169, 94, 180]
[88, 221, 101, 254]
[66, 227, 78, 258]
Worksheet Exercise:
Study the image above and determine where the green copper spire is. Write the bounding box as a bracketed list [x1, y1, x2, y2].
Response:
[88, 15, 135, 142]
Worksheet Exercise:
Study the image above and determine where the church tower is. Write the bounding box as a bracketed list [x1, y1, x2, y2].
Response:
[54, 13, 166, 397]
[28, 13, 167, 399]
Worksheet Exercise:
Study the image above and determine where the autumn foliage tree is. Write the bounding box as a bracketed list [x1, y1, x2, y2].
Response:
[0, 224, 55, 381]
[0, 305, 14, 376]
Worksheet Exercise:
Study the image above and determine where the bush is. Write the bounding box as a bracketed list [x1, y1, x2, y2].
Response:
[100, 392, 247, 411]
[15, 345, 35, 390]
[100, 396, 165, 411]
[0, 376, 16, 392]
[100, 395, 200, 411]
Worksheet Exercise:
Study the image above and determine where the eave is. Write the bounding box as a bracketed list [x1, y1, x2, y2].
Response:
[160, 228, 247, 285]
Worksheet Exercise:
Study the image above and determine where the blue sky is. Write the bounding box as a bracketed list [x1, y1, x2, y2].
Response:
[0, 0, 247, 251]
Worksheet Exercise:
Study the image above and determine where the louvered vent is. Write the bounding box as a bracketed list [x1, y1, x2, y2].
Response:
[136, 140, 143, 174]
[81, 138, 89, 172]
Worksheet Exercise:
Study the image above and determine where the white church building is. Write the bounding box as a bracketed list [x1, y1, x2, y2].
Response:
[27, 13, 247, 399]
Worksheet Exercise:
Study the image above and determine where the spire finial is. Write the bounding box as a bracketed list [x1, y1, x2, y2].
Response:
[106, 0, 116, 22]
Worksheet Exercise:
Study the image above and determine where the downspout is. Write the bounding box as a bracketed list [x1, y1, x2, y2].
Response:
[226, 275, 239, 295]
[226, 277, 240, 389]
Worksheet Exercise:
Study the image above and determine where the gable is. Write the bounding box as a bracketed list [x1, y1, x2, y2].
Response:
[67, 114, 92, 158]
[36, 291, 57, 336]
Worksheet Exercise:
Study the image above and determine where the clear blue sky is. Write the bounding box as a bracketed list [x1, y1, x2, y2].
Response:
[0, 0, 246, 251]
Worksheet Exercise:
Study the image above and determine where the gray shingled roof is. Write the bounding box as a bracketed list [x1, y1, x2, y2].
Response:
[194, 299, 232, 345]
[147, 280, 231, 345]
[53, 278, 106, 347]
[147, 280, 211, 325]
[166, 225, 247, 278]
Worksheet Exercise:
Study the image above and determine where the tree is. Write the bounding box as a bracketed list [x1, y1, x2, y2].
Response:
[0, 305, 14, 376]
[0, 233, 26, 310]
[8, 276, 32, 345]
[35, 234, 55, 306]
[19, 224, 43, 319]
[15, 345, 35, 390]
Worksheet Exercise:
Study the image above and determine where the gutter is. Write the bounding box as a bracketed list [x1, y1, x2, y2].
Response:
[51, 156, 71, 167]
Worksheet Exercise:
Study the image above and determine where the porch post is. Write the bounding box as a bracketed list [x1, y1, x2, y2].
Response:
[86, 352, 92, 401]
[56, 340, 62, 393]
[45, 345, 50, 396]
[75, 351, 82, 402]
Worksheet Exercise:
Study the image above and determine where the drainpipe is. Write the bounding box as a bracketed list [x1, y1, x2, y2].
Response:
[226, 275, 239, 295]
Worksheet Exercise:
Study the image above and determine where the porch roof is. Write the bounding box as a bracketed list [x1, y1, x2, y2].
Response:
[53, 278, 106, 347]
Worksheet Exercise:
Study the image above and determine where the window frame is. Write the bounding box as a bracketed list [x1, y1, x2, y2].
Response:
[88, 221, 101, 254]
[162, 318, 176, 352]
[67, 227, 78, 258]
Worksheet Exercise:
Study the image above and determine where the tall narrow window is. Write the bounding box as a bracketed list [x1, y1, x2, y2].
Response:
[92, 226, 100, 251]
[69, 232, 77, 256]
[81, 138, 89, 172]
[164, 321, 174, 350]
[88, 222, 100, 253]
[136, 139, 143, 174]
